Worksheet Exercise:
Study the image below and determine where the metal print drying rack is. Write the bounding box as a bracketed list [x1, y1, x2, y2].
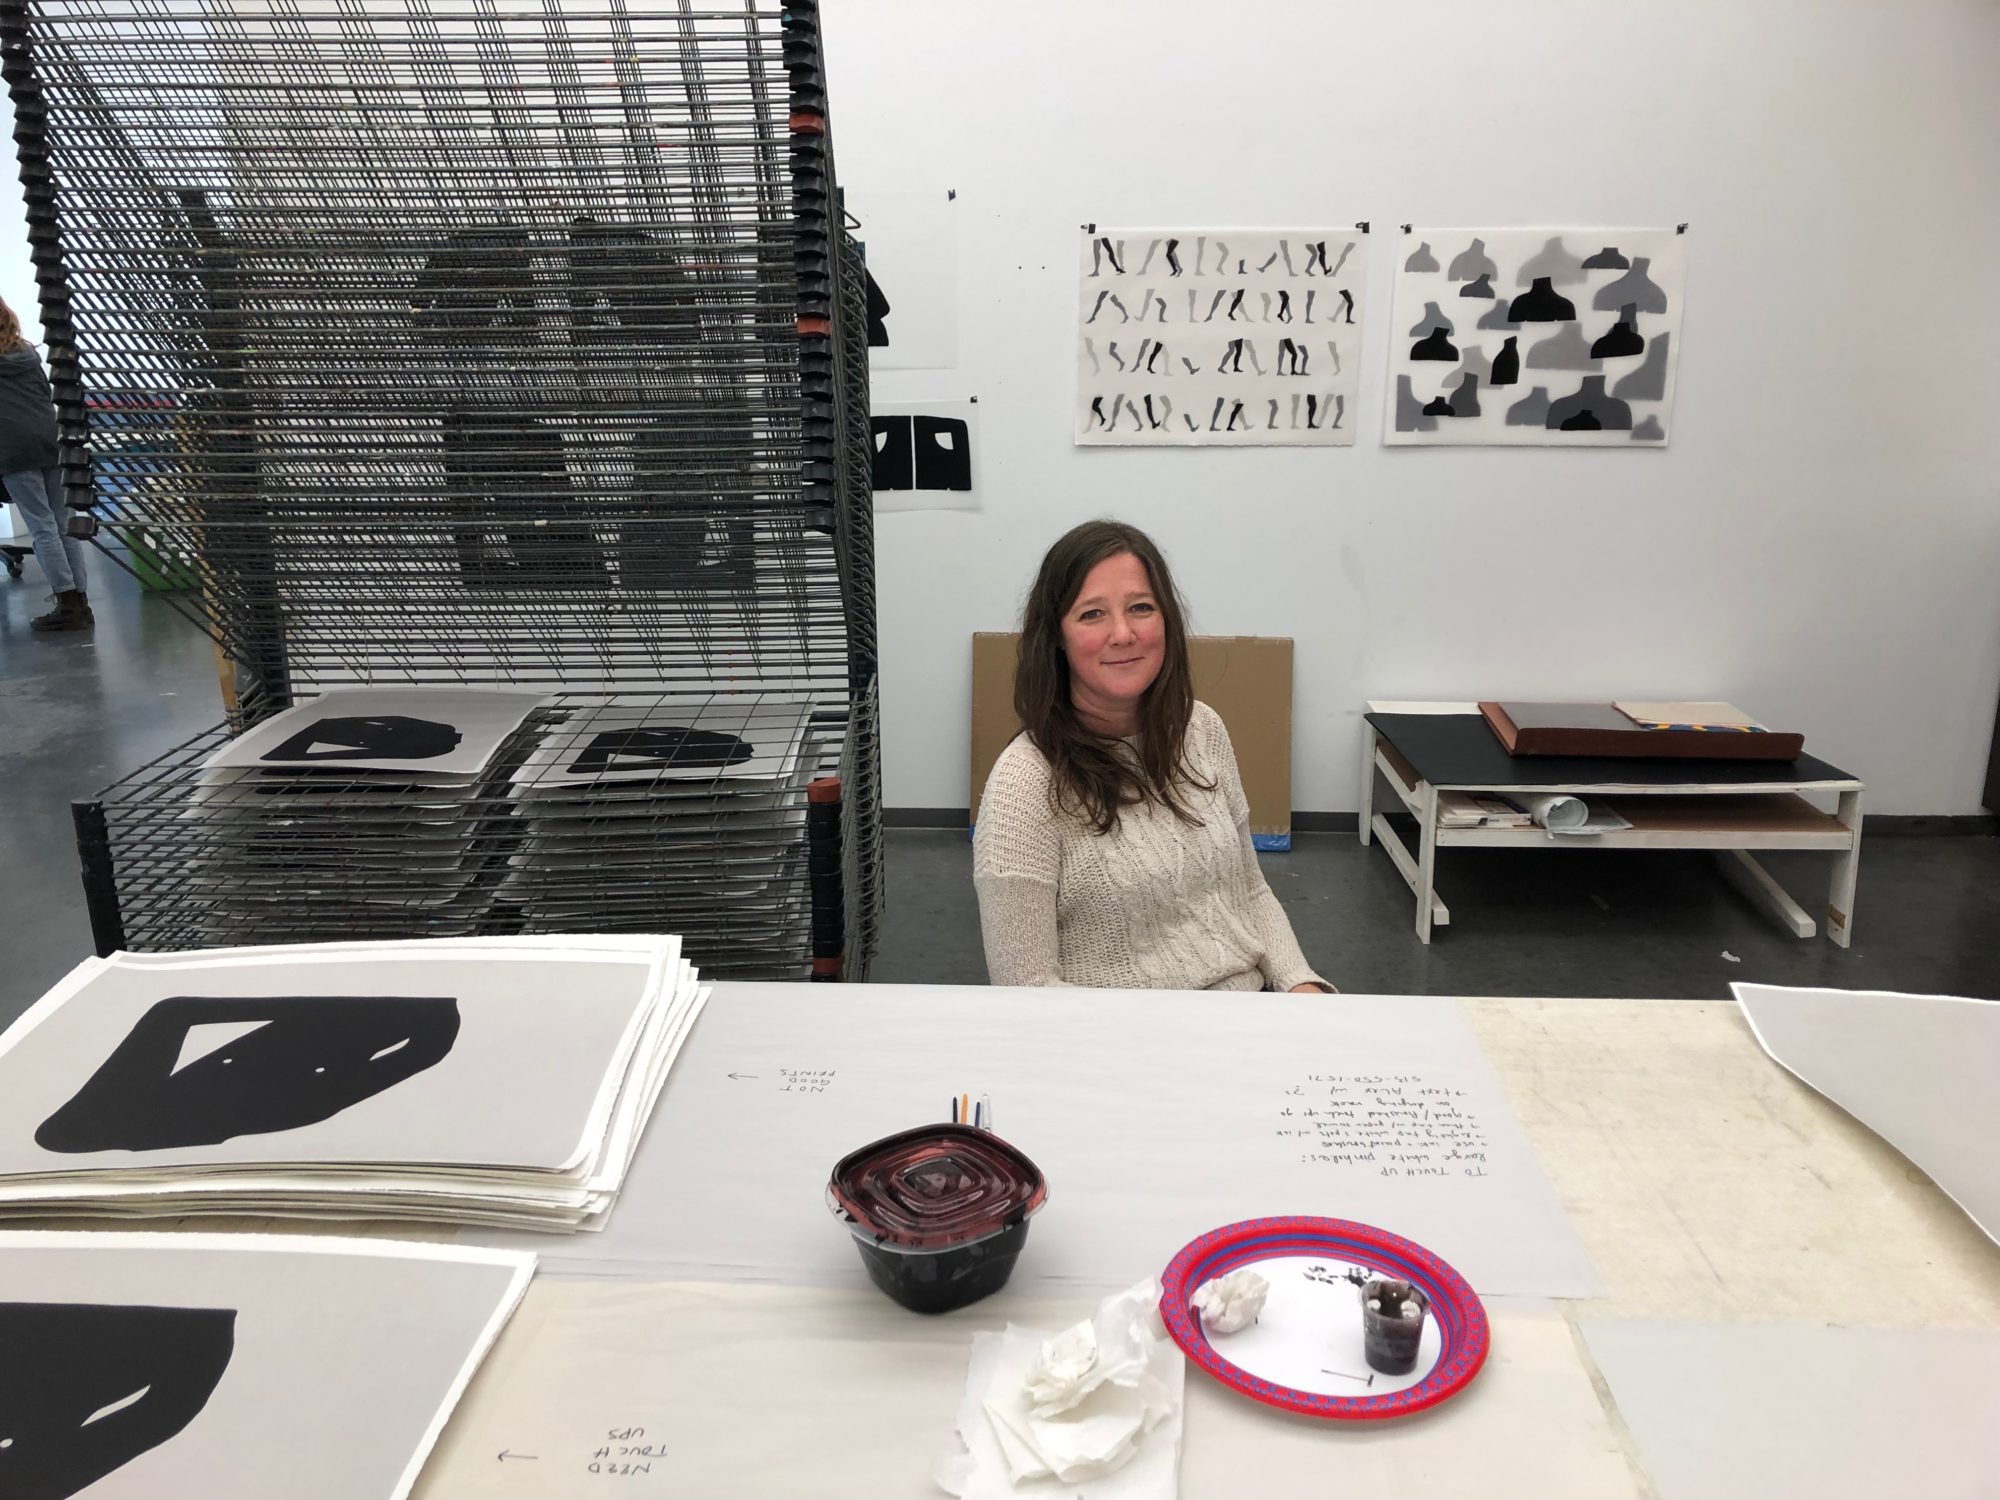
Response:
[7, 0, 880, 979]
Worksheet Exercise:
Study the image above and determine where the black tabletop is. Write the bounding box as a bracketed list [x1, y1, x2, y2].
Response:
[1366, 712, 1858, 789]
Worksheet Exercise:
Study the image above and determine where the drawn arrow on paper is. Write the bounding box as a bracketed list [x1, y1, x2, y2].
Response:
[497, 1451, 539, 1462]
[727, 1073, 759, 1080]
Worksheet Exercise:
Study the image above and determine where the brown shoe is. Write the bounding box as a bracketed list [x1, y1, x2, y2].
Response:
[30, 589, 93, 632]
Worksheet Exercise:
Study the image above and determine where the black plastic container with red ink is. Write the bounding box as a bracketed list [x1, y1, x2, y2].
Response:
[826, 1124, 1049, 1314]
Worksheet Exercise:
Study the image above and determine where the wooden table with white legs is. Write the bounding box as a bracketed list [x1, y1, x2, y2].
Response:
[1360, 702, 1865, 946]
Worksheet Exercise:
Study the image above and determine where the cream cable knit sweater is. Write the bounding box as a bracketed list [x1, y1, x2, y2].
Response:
[973, 702, 1327, 991]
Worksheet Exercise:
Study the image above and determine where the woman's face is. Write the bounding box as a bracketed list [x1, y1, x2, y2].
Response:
[1061, 551, 1166, 714]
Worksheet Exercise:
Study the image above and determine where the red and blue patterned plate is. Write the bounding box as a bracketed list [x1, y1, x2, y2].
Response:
[1158, 1215, 1490, 1420]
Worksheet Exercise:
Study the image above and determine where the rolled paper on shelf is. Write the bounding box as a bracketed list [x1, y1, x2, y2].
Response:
[1512, 793, 1589, 831]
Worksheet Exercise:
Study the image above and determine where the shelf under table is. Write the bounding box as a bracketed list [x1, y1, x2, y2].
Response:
[1435, 793, 1854, 850]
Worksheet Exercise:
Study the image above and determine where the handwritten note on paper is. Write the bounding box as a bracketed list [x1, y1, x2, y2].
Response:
[1276, 1075, 1492, 1179]
[471, 988, 1602, 1300]
[587, 1426, 664, 1479]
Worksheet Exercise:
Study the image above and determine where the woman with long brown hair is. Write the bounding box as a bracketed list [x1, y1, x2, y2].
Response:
[973, 520, 1332, 991]
[0, 296, 90, 631]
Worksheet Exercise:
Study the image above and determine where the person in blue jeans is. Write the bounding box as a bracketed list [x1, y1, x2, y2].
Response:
[0, 297, 90, 632]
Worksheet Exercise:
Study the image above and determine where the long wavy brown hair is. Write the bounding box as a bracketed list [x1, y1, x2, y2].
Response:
[1014, 520, 1211, 835]
[0, 298, 29, 351]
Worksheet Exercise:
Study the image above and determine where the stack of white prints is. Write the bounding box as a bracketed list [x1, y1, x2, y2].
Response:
[187, 687, 555, 937]
[0, 936, 706, 1230]
[501, 694, 822, 959]
[0, 1229, 532, 1500]
[1436, 791, 1534, 829]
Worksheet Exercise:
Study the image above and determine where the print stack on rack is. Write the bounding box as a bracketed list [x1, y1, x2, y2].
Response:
[187, 687, 552, 940]
[0, 936, 706, 1230]
[502, 695, 825, 978]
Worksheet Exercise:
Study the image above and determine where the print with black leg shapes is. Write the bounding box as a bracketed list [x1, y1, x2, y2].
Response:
[36, 995, 461, 1153]
[261, 715, 462, 763]
[0, 1303, 235, 1500]
[567, 726, 754, 775]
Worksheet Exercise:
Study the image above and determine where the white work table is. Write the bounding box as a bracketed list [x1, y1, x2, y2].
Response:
[380, 983, 2000, 1499]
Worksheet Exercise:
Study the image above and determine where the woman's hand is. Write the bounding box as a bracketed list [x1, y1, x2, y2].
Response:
[1289, 982, 1335, 994]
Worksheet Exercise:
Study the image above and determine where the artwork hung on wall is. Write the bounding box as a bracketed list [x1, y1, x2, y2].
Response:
[0, 1230, 532, 1500]
[1075, 227, 1368, 448]
[870, 399, 979, 512]
[846, 189, 959, 371]
[1384, 227, 1688, 446]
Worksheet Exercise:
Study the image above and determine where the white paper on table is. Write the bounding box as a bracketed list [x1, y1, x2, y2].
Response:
[469, 986, 1600, 1300]
[1733, 982, 2000, 1246]
[415, 1286, 1642, 1500]
[1579, 1320, 2000, 1500]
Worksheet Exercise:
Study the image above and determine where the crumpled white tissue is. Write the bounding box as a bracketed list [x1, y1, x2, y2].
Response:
[1189, 1267, 1268, 1334]
[936, 1279, 1184, 1499]
[1022, 1280, 1163, 1417]
[1021, 1320, 1099, 1413]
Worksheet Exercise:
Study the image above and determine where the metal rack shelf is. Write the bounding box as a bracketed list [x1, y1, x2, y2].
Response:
[11, 0, 880, 976]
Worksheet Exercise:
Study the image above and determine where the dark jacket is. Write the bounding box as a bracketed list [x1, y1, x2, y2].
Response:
[0, 345, 58, 474]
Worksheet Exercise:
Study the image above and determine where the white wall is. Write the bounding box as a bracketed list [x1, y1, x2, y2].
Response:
[1, 3, 1992, 809]
[0, 183, 37, 348]
[827, 0, 2000, 815]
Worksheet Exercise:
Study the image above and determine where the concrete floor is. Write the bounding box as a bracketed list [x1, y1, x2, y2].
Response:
[869, 829, 2000, 1000]
[3, 553, 224, 1019]
[6, 557, 2000, 1023]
